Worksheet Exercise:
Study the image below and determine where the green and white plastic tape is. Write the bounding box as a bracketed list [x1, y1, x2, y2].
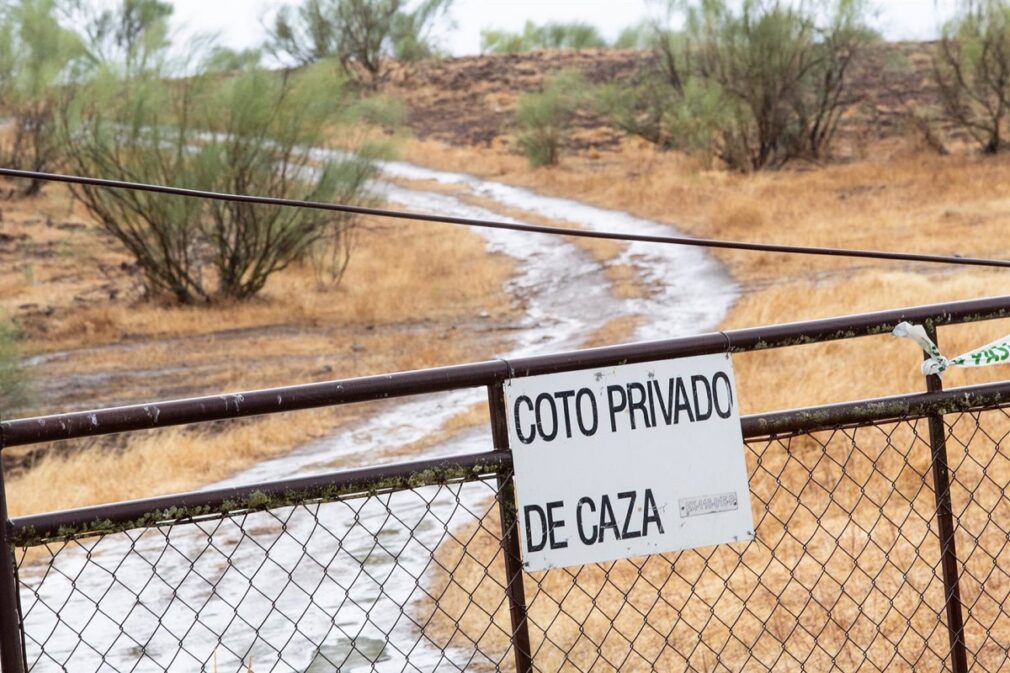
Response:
[893, 321, 1010, 376]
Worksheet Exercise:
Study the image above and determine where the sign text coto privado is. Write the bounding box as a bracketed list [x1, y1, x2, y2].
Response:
[505, 355, 754, 571]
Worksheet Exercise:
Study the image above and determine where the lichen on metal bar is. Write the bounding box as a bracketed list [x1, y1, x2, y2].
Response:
[11, 452, 510, 547]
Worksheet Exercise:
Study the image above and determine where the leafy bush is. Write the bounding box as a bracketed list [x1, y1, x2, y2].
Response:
[935, 0, 1010, 153]
[66, 0, 173, 72]
[481, 21, 607, 53]
[515, 70, 586, 167]
[0, 0, 86, 196]
[62, 52, 377, 303]
[613, 21, 655, 50]
[0, 319, 28, 413]
[595, 73, 727, 161]
[597, 0, 874, 171]
[269, 0, 452, 87]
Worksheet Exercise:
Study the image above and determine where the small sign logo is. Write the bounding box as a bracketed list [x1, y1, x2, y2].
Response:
[679, 492, 739, 518]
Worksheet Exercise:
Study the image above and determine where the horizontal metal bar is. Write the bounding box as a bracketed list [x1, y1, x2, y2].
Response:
[514, 294, 1010, 375]
[15, 379, 1010, 546]
[7, 294, 1010, 448]
[10, 450, 512, 547]
[741, 381, 1010, 439]
[3, 360, 509, 448]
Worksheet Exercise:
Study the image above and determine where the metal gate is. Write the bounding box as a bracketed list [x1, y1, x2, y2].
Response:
[4, 295, 1010, 672]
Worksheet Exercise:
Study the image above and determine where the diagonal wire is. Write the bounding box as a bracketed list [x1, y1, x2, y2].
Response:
[2, 165, 1010, 269]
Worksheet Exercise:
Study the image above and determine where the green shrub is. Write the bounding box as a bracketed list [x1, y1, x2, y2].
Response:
[515, 70, 586, 167]
[0, 0, 86, 196]
[595, 74, 727, 161]
[0, 320, 28, 413]
[481, 21, 607, 54]
[63, 52, 377, 303]
[597, 0, 874, 171]
[269, 0, 452, 87]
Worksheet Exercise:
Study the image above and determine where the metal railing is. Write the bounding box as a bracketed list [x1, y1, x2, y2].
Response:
[5, 295, 1010, 671]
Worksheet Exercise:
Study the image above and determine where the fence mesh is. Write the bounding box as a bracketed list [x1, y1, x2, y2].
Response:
[947, 408, 1010, 673]
[15, 405, 1010, 672]
[436, 419, 953, 673]
[16, 475, 510, 673]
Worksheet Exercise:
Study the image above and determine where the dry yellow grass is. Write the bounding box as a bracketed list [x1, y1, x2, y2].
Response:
[400, 137, 1010, 284]
[8, 410, 352, 517]
[8, 212, 517, 356]
[400, 138, 1010, 409]
[393, 137, 1010, 669]
[420, 403, 1010, 672]
[2, 183, 519, 516]
[730, 271, 1010, 413]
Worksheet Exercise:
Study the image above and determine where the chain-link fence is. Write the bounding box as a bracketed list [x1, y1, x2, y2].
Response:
[8, 297, 1010, 672]
[17, 474, 509, 672]
[8, 395, 1010, 672]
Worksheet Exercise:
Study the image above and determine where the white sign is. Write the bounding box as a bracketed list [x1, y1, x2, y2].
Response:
[505, 353, 754, 571]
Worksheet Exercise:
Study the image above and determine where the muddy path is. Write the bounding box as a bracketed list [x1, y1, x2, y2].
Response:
[18, 158, 738, 672]
[22, 316, 511, 415]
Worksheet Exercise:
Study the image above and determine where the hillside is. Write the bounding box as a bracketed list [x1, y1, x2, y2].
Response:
[384, 42, 947, 157]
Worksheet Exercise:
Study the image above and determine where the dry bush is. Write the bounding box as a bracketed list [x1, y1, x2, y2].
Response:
[934, 0, 1010, 154]
[4, 214, 517, 515]
[65, 62, 376, 304]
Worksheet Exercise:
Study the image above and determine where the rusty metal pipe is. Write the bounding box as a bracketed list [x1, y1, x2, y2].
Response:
[0, 452, 26, 673]
[14, 380, 1010, 546]
[6, 294, 1010, 448]
[923, 326, 969, 673]
[9, 450, 511, 546]
[3, 360, 509, 447]
[741, 380, 1010, 439]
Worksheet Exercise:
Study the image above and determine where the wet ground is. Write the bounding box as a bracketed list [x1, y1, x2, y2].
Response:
[19, 153, 739, 672]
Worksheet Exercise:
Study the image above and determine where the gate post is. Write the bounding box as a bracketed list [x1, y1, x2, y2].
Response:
[923, 324, 969, 673]
[487, 383, 534, 673]
[0, 428, 27, 673]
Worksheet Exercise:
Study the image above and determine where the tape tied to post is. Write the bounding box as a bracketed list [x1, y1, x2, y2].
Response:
[892, 321, 1010, 377]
